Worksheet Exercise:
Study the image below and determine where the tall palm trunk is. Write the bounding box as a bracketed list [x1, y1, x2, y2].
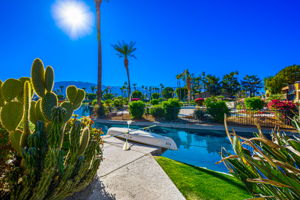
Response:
[95, 0, 103, 105]
[187, 78, 191, 102]
[124, 58, 131, 102]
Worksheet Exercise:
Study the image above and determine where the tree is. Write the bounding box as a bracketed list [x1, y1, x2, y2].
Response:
[90, 86, 97, 93]
[94, 0, 108, 106]
[204, 74, 221, 96]
[59, 85, 64, 94]
[162, 87, 174, 99]
[176, 69, 192, 102]
[159, 83, 164, 94]
[133, 83, 137, 91]
[221, 71, 240, 97]
[176, 87, 188, 101]
[131, 90, 143, 99]
[241, 75, 262, 97]
[112, 41, 137, 103]
[264, 65, 300, 94]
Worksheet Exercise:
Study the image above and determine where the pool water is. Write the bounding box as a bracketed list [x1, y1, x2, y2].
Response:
[95, 123, 241, 173]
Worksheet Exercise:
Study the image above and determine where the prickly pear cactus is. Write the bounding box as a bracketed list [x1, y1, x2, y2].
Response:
[0, 58, 103, 200]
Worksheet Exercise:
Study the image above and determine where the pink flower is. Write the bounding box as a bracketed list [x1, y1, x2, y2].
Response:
[131, 98, 140, 101]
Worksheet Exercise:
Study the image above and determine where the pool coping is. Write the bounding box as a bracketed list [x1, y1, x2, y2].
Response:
[94, 119, 297, 135]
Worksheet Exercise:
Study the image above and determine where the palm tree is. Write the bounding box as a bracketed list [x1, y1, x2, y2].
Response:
[94, 0, 108, 105]
[176, 69, 192, 102]
[91, 86, 97, 93]
[112, 41, 137, 102]
[59, 85, 65, 94]
[133, 83, 137, 91]
[159, 83, 164, 94]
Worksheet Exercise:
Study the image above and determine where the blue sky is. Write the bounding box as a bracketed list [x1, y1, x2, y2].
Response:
[0, 0, 300, 87]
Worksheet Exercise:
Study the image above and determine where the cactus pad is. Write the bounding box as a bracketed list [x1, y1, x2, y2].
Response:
[0, 80, 4, 106]
[67, 85, 78, 103]
[61, 101, 74, 122]
[73, 89, 86, 110]
[41, 92, 58, 121]
[35, 100, 46, 122]
[0, 101, 24, 131]
[1, 79, 22, 102]
[9, 130, 22, 155]
[45, 66, 54, 92]
[78, 127, 90, 155]
[31, 58, 46, 97]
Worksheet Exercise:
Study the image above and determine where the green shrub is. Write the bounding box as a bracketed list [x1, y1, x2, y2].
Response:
[86, 93, 97, 101]
[158, 97, 164, 102]
[244, 97, 264, 110]
[0, 58, 102, 199]
[206, 100, 230, 122]
[162, 87, 174, 99]
[129, 100, 145, 119]
[267, 93, 284, 102]
[162, 98, 181, 120]
[193, 109, 207, 121]
[150, 99, 160, 105]
[131, 90, 143, 99]
[204, 96, 218, 106]
[220, 119, 300, 199]
[151, 93, 160, 99]
[103, 93, 114, 100]
[150, 105, 164, 118]
[113, 98, 123, 109]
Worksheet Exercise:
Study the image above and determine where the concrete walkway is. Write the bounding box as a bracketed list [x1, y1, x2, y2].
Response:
[71, 136, 185, 200]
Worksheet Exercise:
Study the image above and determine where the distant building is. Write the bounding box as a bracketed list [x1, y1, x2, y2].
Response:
[281, 81, 300, 103]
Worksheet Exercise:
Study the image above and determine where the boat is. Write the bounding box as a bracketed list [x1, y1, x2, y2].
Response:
[107, 127, 178, 150]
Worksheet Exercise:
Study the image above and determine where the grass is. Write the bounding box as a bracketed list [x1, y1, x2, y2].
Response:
[155, 156, 252, 200]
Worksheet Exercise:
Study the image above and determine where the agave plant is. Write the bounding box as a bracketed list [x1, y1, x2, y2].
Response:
[218, 115, 300, 200]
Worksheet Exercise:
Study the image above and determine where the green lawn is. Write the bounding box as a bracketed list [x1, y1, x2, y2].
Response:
[155, 156, 252, 200]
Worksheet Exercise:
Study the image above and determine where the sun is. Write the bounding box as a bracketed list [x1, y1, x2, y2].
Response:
[52, 0, 94, 39]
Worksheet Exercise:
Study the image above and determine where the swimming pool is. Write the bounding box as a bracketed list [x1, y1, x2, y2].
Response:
[94, 123, 244, 173]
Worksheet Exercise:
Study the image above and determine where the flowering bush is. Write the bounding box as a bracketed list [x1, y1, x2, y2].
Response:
[131, 98, 140, 101]
[267, 99, 296, 110]
[267, 99, 297, 123]
[195, 98, 204, 106]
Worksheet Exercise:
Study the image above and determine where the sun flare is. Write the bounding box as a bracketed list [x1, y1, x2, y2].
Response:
[52, 0, 94, 39]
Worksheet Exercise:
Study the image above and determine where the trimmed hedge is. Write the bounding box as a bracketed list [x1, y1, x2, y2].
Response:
[244, 97, 264, 110]
[129, 100, 145, 119]
[162, 98, 181, 120]
[206, 100, 230, 122]
[150, 105, 165, 118]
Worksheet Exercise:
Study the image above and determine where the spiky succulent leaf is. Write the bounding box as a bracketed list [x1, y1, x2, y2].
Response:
[1, 78, 22, 102]
[45, 66, 54, 92]
[0, 101, 23, 131]
[41, 92, 58, 121]
[31, 58, 46, 97]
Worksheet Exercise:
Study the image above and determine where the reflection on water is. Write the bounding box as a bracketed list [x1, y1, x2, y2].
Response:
[96, 123, 240, 173]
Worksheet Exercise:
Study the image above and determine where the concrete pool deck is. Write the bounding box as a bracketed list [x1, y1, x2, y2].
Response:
[71, 136, 185, 200]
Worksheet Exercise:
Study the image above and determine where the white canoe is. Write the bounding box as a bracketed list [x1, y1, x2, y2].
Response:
[107, 127, 178, 150]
